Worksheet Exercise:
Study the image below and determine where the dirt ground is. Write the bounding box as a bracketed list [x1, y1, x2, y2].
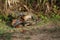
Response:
[0, 21, 60, 40]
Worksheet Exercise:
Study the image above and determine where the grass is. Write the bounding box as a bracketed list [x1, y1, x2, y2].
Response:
[0, 13, 60, 40]
[0, 21, 12, 34]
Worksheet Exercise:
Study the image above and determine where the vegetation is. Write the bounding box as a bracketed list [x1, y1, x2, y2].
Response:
[0, 0, 60, 40]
